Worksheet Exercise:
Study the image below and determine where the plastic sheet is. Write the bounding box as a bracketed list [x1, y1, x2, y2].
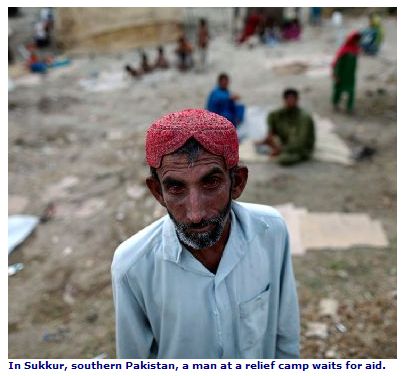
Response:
[8, 215, 39, 254]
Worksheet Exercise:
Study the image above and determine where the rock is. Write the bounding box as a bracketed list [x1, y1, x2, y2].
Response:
[86, 312, 98, 323]
[305, 322, 328, 339]
[335, 322, 347, 333]
[8, 263, 24, 276]
[93, 352, 108, 359]
[325, 348, 338, 358]
[336, 270, 349, 279]
[319, 298, 339, 319]
[63, 246, 73, 256]
[42, 327, 70, 343]
[63, 283, 77, 305]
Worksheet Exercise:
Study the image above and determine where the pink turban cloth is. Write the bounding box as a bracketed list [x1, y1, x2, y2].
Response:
[145, 109, 239, 169]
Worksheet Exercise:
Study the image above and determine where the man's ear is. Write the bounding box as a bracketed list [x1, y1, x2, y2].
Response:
[146, 176, 166, 208]
[230, 165, 248, 200]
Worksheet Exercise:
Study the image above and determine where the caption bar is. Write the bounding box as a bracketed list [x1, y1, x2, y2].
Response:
[8, 359, 388, 372]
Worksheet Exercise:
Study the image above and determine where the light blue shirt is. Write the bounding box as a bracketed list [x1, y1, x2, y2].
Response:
[112, 201, 300, 359]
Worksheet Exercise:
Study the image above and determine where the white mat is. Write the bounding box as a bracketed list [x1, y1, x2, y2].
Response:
[274, 203, 389, 256]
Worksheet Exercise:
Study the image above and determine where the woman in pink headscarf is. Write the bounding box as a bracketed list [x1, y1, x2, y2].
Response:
[332, 31, 361, 113]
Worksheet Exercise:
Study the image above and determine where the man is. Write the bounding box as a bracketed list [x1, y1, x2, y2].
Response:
[112, 109, 300, 359]
[206, 73, 245, 127]
[197, 18, 209, 70]
[175, 35, 193, 71]
[153, 46, 169, 69]
[257, 89, 315, 166]
[361, 14, 384, 56]
[34, 20, 50, 48]
[140, 52, 153, 73]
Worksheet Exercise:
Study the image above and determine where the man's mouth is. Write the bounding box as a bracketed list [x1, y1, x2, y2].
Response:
[188, 224, 214, 233]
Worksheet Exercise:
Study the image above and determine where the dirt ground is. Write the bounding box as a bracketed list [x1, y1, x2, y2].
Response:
[8, 9, 396, 358]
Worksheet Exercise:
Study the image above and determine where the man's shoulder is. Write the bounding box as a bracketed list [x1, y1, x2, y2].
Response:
[212, 87, 229, 98]
[298, 108, 314, 121]
[267, 108, 283, 127]
[233, 201, 287, 230]
[111, 216, 166, 279]
[269, 107, 284, 117]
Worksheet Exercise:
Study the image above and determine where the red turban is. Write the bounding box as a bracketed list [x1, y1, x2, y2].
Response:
[145, 109, 239, 168]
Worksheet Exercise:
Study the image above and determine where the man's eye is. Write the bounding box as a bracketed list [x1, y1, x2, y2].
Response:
[204, 177, 220, 188]
[167, 185, 185, 194]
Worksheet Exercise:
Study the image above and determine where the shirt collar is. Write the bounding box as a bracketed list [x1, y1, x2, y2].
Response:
[161, 201, 269, 266]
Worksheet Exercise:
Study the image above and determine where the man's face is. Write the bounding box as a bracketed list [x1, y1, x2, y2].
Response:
[219, 77, 229, 90]
[154, 150, 233, 250]
[284, 94, 298, 109]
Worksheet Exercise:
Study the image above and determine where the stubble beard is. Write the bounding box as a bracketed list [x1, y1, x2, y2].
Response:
[168, 199, 232, 251]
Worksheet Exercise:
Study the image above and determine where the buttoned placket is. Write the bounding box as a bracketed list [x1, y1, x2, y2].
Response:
[162, 208, 250, 358]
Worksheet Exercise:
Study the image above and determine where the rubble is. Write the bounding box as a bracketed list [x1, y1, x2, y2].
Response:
[305, 322, 328, 340]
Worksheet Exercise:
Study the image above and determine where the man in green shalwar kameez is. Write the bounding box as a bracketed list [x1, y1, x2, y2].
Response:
[256, 88, 315, 166]
[332, 31, 361, 113]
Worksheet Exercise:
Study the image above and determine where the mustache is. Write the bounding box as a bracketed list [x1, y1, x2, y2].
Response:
[182, 217, 222, 230]
[168, 199, 232, 250]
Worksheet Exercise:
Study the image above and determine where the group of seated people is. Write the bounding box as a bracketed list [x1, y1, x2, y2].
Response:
[125, 34, 196, 78]
[206, 73, 315, 166]
[238, 9, 302, 45]
[125, 46, 169, 78]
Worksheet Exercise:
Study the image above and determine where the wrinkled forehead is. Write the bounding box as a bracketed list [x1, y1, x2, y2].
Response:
[158, 149, 227, 178]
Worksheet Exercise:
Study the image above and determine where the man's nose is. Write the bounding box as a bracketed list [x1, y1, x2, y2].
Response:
[186, 188, 206, 223]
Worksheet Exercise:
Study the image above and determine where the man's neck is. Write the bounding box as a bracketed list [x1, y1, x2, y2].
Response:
[285, 106, 299, 112]
[187, 217, 231, 274]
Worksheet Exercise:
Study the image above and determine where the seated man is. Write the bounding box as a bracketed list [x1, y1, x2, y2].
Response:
[154, 46, 169, 69]
[206, 73, 245, 127]
[257, 88, 315, 166]
[360, 14, 384, 56]
[175, 35, 193, 71]
[140, 52, 153, 73]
